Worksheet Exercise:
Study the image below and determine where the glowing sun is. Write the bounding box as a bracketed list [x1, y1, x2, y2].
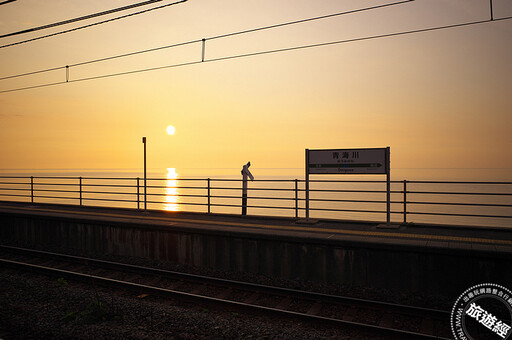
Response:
[166, 125, 175, 135]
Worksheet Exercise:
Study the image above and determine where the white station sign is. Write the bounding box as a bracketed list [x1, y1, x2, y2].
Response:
[307, 148, 388, 175]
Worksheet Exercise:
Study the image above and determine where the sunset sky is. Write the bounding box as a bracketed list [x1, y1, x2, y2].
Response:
[0, 0, 511, 178]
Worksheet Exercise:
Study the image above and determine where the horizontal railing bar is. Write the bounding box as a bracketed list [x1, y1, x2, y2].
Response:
[407, 201, 512, 208]
[33, 189, 79, 194]
[162, 194, 204, 199]
[406, 180, 512, 185]
[309, 207, 386, 214]
[307, 179, 387, 183]
[308, 189, 388, 193]
[82, 190, 136, 196]
[24, 182, 77, 186]
[18, 176, 80, 180]
[0, 182, 31, 185]
[139, 199, 204, 206]
[82, 197, 137, 203]
[0, 187, 30, 192]
[407, 211, 512, 219]
[0, 193, 31, 198]
[224, 196, 296, 201]
[407, 191, 512, 196]
[308, 198, 394, 204]
[204, 187, 296, 192]
[81, 184, 137, 188]
[244, 204, 296, 210]
[144, 185, 209, 190]
[209, 179, 298, 183]
[31, 195, 77, 200]
[79, 177, 138, 181]
[229, 196, 295, 201]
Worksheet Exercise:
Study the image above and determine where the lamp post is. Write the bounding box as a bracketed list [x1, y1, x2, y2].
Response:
[142, 137, 147, 212]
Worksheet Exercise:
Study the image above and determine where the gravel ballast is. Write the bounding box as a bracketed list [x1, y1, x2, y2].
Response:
[0, 269, 390, 340]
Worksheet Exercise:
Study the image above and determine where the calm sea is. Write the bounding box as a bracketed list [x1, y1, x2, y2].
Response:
[0, 167, 511, 228]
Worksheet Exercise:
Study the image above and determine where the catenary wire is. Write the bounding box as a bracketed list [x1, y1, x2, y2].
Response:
[0, 0, 181, 39]
[0, 0, 188, 49]
[1, 16, 510, 94]
[0, 0, 16, 6]
[0, 0, 411, 71]
[70, 15, 512, 81]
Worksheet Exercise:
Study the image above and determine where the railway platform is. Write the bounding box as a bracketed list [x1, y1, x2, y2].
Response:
[0, 201, 510, 297]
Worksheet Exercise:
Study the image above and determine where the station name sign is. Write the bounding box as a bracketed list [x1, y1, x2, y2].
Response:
[307, 148, 389, 175]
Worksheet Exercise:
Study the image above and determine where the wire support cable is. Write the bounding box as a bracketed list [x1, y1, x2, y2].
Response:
[0, 0, 188, 49]
[1, 15, 511, 94]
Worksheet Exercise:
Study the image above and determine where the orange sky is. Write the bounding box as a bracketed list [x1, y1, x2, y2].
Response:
[0, 0, 511, 177]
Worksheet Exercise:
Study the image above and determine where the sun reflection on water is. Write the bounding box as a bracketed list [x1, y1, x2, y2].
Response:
[164, 168, 179, 211]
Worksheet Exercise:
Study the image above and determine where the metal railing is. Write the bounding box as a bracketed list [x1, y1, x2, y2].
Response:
[0, 176, 511, 227]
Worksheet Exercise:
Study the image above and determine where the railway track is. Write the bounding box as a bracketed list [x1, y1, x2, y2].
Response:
[0, 245, 452, 339]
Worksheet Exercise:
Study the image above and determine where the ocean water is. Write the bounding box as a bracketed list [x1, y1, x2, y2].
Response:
[0, 167, 511, 228]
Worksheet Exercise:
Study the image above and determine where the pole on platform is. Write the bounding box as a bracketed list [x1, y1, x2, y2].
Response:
[294, 178, 298, 219]
[403, 180, 407, 224]
[142, 137, 147, 212]
[30, 176, 34, 204]
[305, 149, 310, 220]
[137, 177, 140, 210]
[241, 162, 254, 216]
[386, 146, 391, 225]
[207, 178, 211, 214]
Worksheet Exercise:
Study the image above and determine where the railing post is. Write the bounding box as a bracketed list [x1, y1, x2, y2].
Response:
[137, 177, 140, 210]
[207, 178, 211, 214]
[403, 180, 407, 224]
[30, 176, 34, 203]
[295, 179, 298, 219]
[79, 176, 82, 206]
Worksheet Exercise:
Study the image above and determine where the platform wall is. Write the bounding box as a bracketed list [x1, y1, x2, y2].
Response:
[0, 212, 510, 297]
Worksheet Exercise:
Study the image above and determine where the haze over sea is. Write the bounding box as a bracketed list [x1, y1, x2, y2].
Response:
[1, 166, 512, 181]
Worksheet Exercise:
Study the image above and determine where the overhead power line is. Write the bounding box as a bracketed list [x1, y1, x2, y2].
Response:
[0, 0, 181, 39]
[2, 10, 511, 94]
[0, 0, 17, 6]
[0, 0, 414, 80]
[0, 0, 188, 49]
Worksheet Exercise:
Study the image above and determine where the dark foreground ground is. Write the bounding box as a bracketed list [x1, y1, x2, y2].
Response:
[0, 268, 402, 340]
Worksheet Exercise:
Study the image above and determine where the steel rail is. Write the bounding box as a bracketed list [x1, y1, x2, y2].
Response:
[0, 245, 448, 315]
[0, 245, 451, 340]
[1, 258, 446, 339]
